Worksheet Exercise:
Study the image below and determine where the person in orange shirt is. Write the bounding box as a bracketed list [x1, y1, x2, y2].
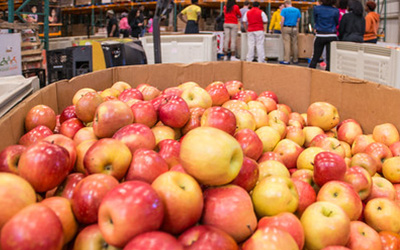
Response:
[363, 1, 380, 43]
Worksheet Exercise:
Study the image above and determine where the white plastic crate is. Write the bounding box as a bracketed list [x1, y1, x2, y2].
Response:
[240, 33, 284, 61]
[140, 34, 217, 64]
[331, 41, 400, 87]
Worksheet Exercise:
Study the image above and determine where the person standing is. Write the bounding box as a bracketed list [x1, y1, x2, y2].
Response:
[336, 0, 348, 35]
[240, 1, 250, 32]
[106, 10, 119, 38]
[364, 1, 380, 43]
[119, 12, 130, 38]
[309, 0, 339, 71]
[138, 5, 146, 37]
[130, 9, 144, 39]
[269, 4, 284, 34]
[223, 0, 241, 61]
[178, 0, 202, 34]
[242, 1, 268, 63]
[280, 0, 301, 65]
[338, 0, 365, 42]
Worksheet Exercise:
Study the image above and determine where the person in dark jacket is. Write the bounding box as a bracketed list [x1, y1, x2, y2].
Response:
[338, 0, 365, 42]
[309, 0, 339, 71]
[130, 9, 144, 39]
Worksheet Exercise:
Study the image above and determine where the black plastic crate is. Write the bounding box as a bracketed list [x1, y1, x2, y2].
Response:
[67, 46, 93, 77]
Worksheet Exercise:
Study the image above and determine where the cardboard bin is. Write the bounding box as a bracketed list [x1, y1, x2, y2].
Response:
[0, 62, 399, 151]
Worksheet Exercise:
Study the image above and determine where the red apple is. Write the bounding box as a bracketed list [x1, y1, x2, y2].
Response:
[344, 166, 373, 200]
[125, 149, 169, 183]
[373, 123, 400, 147]
[234, 128, 263, 161]
[0, 204, 63, 250]
[170, 164, 187, 173]
[179, 225, 238, 250]
[159, 95, 190, 128]
[181, 107, 205, 135]
[93, 100, 134, 138]
[231, 90, 257, 103]
[286, 126, 306, 146]
[346, 221, 382, 250]
[75, 91, 104, 123]
[337, 119, 363, 145]
[269, 109, 289, 125]
[73, 127, 97, 145]
[258, 152, 284, 164]
[73, 224, 119, 250]
[273, 139, 304, 169]
[201, 107, 237, 136]
[42, 134, 76, 172]
[224, 80, 243, 97]
[277, 103, 292, 115]
[130, 101, 158, 128]
[72, 88, 96, 105]
[202, 185, 258, 242]
[59, 105, 77, 124]
[352, 134, 375, 155]
[84, 138, 132, 180]
[60, 118, 84, 139]
[163, 87, 183, 97]
[71, 173, 119, 224]
[98, 181, 164, 248]
[292, 179, 317, 217]
[258, 90, 278, 103]
[242, 227, 298, 250]
[364, 142, 393, 173]
[112, 123, 156, 155]
[118, 88, 144, 103]
[205, 81, 230, 106]
[54, 173, 85, 201]
[158, 139, 181, 169]
[111, 81, 131, 93]
[365, 176, 396, 201]
[257, 96, 277, 113]
[230, 157, 259, 192]
[350, 152, 378, 176]
[389, 141, 400, 157]
[313, 151, 347, 187]
[18, 141, 70, 192]
[0, 145, 26, 174]
[75, 139, 97, 174]
[18, 125, 53, 146]
[124, 231, 183, 250]
[25, 104, 56, 132]
[379, 231, 400, 250]
[136, 83, 161, 101]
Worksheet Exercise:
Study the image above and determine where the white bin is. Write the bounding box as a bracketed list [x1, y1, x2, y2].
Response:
[330, 42, 400, 87]
[140, 34, 217, 64]
[240, 33, 284, 61]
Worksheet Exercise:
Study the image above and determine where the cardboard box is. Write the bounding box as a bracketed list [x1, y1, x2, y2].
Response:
[297, 33, 315, 59]
[75, 0, 92, 5]
[0, 62, 399, 151]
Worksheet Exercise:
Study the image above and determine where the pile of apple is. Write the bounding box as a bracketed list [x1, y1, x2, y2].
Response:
[1, 79, 400, 250]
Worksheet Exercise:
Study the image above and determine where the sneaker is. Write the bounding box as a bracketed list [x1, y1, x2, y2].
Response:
[230, 56, 240, 61]
[224, 56, 229, 61]
[279, 61, 290, 65]
[292, 61, 299, 65]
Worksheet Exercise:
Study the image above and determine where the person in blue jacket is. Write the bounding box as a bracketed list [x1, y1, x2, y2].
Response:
[308, 0, 339, 71]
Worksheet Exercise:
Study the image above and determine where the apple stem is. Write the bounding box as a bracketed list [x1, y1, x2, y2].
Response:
[247, 224, 253, 234]
[333, 144, 341, 150]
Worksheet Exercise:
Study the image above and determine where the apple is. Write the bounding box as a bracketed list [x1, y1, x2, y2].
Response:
[255, 126, 281, 152]
[289, 112, 306, 128]
[307, 102, 339, 131]
[313, 151, 347, 187]
[257, 212, 304, 250]
[224, 80, 243, 97]
[178, 81, 199, 91]
[71, 173, 119, 224]
[268, 110, 289, 125]
[98, 181, 164, 248]
[125, 149, 169, 183]
[72, 88, 96, 105]
[18, 141, 70, 192]
[317, 181, 363, 221]
[352, 134, 375, 155]
[364, 198, 400, 233]
[152, 171, 203, 234]
[350, 152, 378, 176]
[301, 201, 350, 250]
[313, 137, 345, 158]
[41, 196, 78, 244]
[248, 107, 269, 129]
[337, 119, 363, 145]
[364, 142, 393, 173]
[273, 139, 304, 169]
[151, 125, 177, 145]
[73, 127, 97, 145]
[222, 100, 248, 111]
[75, 139, 97, 174]
[84, 138, 132, 180]
[365, 176, 396, 201]
[252, 176, 299, 217]
[124, 231, 184, 250]
[296, 147, 325, 171]
[344, 166, 373, 200]
[202, 185, 257, 242]
[292, 179, 317, 217]
[389, 141, 400, 157]
[112, 123, 156, 155]
[180, 127, 243, 186]
[242, 227, 299, 250]
[379, 231, 400, 250]
[286, 126, 306, 146]
[0, 145, 26, 174]
[158, 95, 190, 128]
[100, 88, 121, 99]
[341, 141, 352, 158]
[256, 96, 277, 113]
[205, 81, 230, 106]
[75, 91, 104, 123]
[163, 86, 183, 97]
[234, 128, 263, 161]
[118, 88, 144, 103]
[258, 90, 278, 103]
[230, 157, 259, 192]
[322, 247, 351, 250]
[258, 152, 284, 164]
[73, 224, 120, 250]
[181, 86, 212, 109]
[291, 169, 315, 185]
[111, 80, 131, 93]
[18, 125, 53, 146]
[373, 123, 400, 147]
[0, 173, 36, 230]
[130, 101, 158, 128]
[170, 164, 187, 173]
[60, 105, 77, 124]
[0, 204, 63, 250]
[25, 104, 56, 132]
[231, 90, 257, 103]
[201, 106, 237, 135]
[158, 139, 181, 169]
[346, 221, 382, 250]
[179, 225, 238, 250]
[382, 156, 400, 184]
[42, 134, 77, 171]
[258, 160, 290, 181]
[60, 117, 85, 139]
[136, 83, 161, 100]
[303, 126, 325, 147]
[54, 172, 85, 201]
